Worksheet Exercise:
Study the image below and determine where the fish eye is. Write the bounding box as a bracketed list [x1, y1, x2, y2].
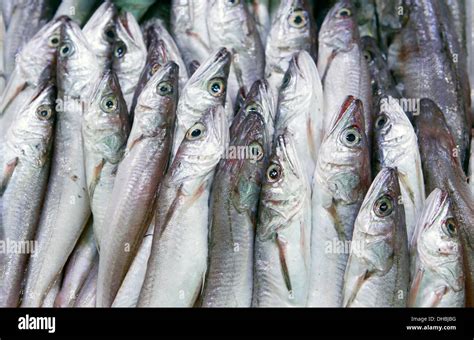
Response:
[249, 141, 264, 161]
[59, 42, 74, 58]
[208, 78, 226, 97]
[104, 26, 116, 42]
[245, 102, 261, 114]
[157, 81, 174, 96]
[150, 63, 161, 76]
[114, 41, 127, 59]
[443, 218, 457, 237]
[48, 34, 60, 47]
[227, 0, 240, 6]
[36, 105, 53, 120]
[374, 195, 394, 217]
[288, 10, 307, 28]
[375, 114, 389, 129]
[336, 8, 352, 18]
[363, 50, 373, 62]
[100, 95, 118, 113]
[341, 126, 362, 147]
[266, 163, 282, 182]
[186, 122, 206, 140]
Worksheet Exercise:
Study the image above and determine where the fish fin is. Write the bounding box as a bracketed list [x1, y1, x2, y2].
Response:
[0, 67, 26, 114]
[275, 233, 292, 294]
[89, 159, 106, 198]
[343, 269, 369, 307]
[408, 268, 424, 306]
[0, 157, 19, 196]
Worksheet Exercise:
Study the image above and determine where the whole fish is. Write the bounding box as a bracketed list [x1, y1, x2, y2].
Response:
[97, 62, 178, 307]
[112, 224, 154, 307]
[343, 167, 409, 307]
[265, 0, 317, 96]
[112, 12, 147, 112]
[4, 0, 59, 80]
[275, 50, 323, 184]
[54, 220, 98, 307]
[0, 81, 56, 307]
[138, 105, 228, 307]
[373, 96, 425, 243]
[414, 98, 474, 306]
[74, 259, 98, 307]
[141, 18, 189, 92]
[252, 133, 311, 307]
[202, 106, 269, 307]
[308, 96, 371, 307]
[317, 0, 372, 144]
[392, 0, 470, 166]
[170, 0, 210, 71]
[53, 0, 100, 26]
[248, 0, 271, 46]
[170, 48, 231, 160]
[207, 0, 265, 104]
[83, 70, 130, 248]
[82, 1, 117, 71]
[408, 189, 465, 307]
[21, 19, 99, 307]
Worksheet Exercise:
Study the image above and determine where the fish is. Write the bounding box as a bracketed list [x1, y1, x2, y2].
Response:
[308, 96, 371, 307]
[201, 104, 269, 307]
[138, 104, 228, 307]
[353, 0, 377, 38]
[252, 133, 311, 307]
[96, 62, 179, 307]
[248, 0, 271, 46]
[408, 189, 465, 307]
[373, 96, 425, 243]
[207, 0, 265, 104]
[4, 0, 59, 80]
[82, 1, 118, 71]
[170, 48, 231, 160]
[141, 18, 189, 92]
[170, 0, 210, 72]
[374, 0, 402, 52]
[74, 258, 98, 307]
[54, 220, 98, 307]
[40, 275, 61, 308]
[470, 133, 474, 195]
[21, 19, 99, 307]
[82, 70, 130, 248]
[343, 167, 409, 307]
[53, 0, 100, 26]
[112, 12, 147, 112]
[391, 0, 470, 167]
[0, 81, 56, 307]
[317, 0, 372, 145]
[414, 98, 474, 307]
[112, 223, 154, 307]
[265, 0, 317, 97]
[274, 50, 323, 184]
[0, 13, 5, 94]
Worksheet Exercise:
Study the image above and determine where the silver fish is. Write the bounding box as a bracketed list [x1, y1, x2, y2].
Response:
[21, 19, 99, 307]
[112, 12, 147, 112]
[343, 167, 409, 307]
[275, 50, 323, 184]
[40, 274, 61, 308]
[248, 0, 271, 46]
[408, 189, 465, 307]
[138, 104, 228, 307]
[0, 81, 56, 307]
[207, 0, 265, 104]
[97, 62, 178, 307]
[74, 258, 98, 307]
[170, 48, 231, 160]
[308, 96, 371, 307]
[252, 133, 311, 307]
[82, 70, 130, 248]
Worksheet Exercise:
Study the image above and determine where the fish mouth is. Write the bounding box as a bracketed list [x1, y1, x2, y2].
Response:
[189, 48, 231, 83]
[328, 95, 363, 134]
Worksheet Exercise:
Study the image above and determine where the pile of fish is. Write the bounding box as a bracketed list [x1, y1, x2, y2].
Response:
[0, 0, 473, 308]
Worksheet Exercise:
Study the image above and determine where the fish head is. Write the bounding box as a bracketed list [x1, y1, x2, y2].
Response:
[134, 62, 179, 138]
[415, 189, 464, 291]
[112, 12, 147, 76]
[82, 1, 118, 68]
[319, 0, 358, 52]
[258, 133, 306, 240]
[318, 96, 370, 204]
[170, 104, 229, 187]
[83, 70, 130, 164]
[9, 80, 57, 167]
[58, 19, 100, 98]
[353, 167, 404, 274]
[208, 0, 247, 25]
